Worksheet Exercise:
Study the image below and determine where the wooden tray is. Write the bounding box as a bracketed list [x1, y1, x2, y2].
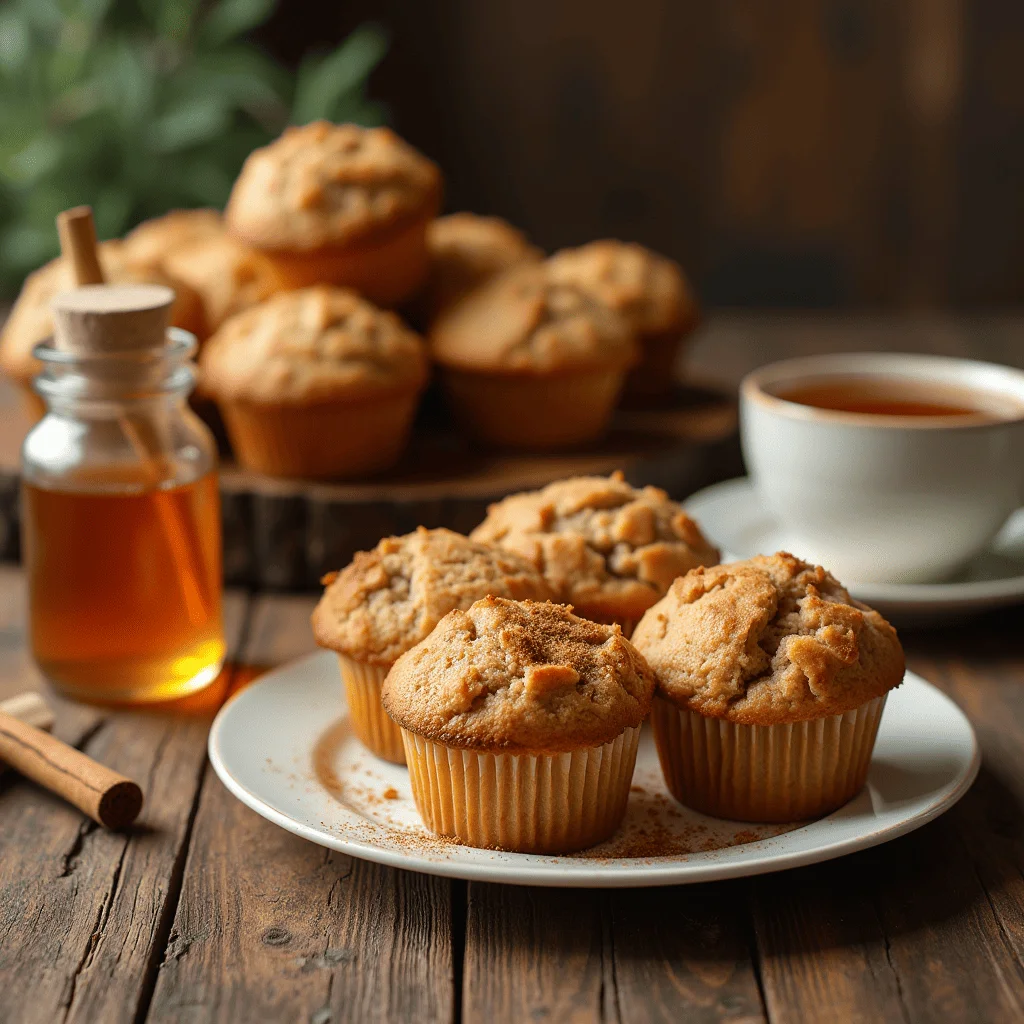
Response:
[0, 382, 740, 590]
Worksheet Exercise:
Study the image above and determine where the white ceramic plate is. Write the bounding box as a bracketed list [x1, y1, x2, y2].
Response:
[686, 477, 1024, 624]
[208, 650, 979, 888]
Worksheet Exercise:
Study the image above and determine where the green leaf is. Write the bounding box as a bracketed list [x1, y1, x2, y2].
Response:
[199, 0, 277, 49]
[291, 23, 387, 125]
[150, 94, 231, 152]
[0, 14, 30, 75]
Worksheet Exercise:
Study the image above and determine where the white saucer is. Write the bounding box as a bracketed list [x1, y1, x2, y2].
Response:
[208, 650, 978, 888]
[686, 477, 1024, 624]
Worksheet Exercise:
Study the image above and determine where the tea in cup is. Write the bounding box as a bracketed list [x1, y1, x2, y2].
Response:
[740, 353, 1024, 583]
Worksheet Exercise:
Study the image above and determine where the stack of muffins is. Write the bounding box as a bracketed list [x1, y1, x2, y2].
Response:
[312, 472, 905, 854]
[0, 120, 702, 478]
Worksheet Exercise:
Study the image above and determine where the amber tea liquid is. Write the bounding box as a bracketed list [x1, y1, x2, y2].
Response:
[23, 472, 224, 704]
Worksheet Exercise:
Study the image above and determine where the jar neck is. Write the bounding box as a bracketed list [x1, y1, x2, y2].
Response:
[32, 328, 198, 414]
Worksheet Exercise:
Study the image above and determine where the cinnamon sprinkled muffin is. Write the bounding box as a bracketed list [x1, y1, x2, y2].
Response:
[200, 287, 428, 479]
[632, 552, 904, 822]
[225, 121, 442, 305]
[547, 241, 698, 403]
[312, 527, 553, 762]
[383, 597, 655, 851]
[421, 212, 542, 318]
[430, 263, 638, 448]
[471, 471, 719, 632]
[0, 242, 205, 420]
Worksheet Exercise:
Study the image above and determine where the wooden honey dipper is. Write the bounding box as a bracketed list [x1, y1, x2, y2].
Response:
[53, 206, 212, 625]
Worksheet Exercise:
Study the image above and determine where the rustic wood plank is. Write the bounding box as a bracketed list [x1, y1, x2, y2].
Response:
[608, 883, 767, 1023]
[0, 575, 249, 1024]
[463, 881, 765, 1024]
[752, 614, 1024, 1023]
[145, 593, 456, 1024]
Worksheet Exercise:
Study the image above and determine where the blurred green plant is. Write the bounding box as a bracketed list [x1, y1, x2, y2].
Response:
[0, 0, 388, 295]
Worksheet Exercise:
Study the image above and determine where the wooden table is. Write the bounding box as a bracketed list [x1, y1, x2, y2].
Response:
[2, 314, 1024, 1023]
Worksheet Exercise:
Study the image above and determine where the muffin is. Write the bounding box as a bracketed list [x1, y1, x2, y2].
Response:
[382, 597, 655, 852]
[124, 210, 279, 334]
[471, 471, 719, 633]
[547, 241, 698, 403]
[199, 287, 428, 479]
[421, 212, 542, 319]
[0, 241, 206, 420]
[311, 527, 554, 763]
[122, 209, 223, 266]
[164, 232, 280, 335]
[631, 552, 904, 823]
[429, 263, 638, 449]
[225, 121, 442, 305]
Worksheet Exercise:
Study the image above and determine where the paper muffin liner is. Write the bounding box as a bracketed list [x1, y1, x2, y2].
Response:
[401, 725, 641, 853]
[260, 213, 433, 305]
[622, 328, 686, 404]
[220, 391, 419, 480]
[651, 694, 887, 823]
[440, 368, 626, 449]
[336, 654, 406, 764]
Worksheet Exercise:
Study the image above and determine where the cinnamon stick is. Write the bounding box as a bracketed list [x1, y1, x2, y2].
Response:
[56, 206, 104, 286]
[0, 711, 143, 829]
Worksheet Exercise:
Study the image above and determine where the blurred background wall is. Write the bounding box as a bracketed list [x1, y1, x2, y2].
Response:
[260, 0, 1023, 310]
[3, 0, 1023, 309]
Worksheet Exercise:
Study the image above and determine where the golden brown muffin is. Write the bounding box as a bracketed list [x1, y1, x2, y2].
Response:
[383, 596, 655, 851]
[312, 527, 554, 762]
[164, 232, 280, 334]
[429, 263, 638, 448]
[122, 209, 223, 266]
[547, 241, 698, 403]
[632, 552, 904, 822]
[471, 471, 719, 631]
[225, 121, 442, 305]
[421, 212, 542, 318]
[200, 286, 428, 479]
[0, 242, 206, 420]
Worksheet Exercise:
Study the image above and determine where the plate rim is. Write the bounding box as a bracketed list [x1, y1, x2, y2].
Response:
[685, 476, 1024, 606]
[208, 651, 980, 888]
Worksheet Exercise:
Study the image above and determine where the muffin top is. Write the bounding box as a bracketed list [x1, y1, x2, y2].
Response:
[631, 552, 904, 725]
[471, 472, 719, 623]
[225, 121, 442, 252]
[424, 213, 542, 314]
[0, 242, 205, 382]
[199, 286, 428, 404]
[547, 241, 698, 336]
[312, 527, 554, 665]
[164, 232, 279, 332]
[382, 597, 655, 753]
[429, 263, 638, 374]
[122, 209, 223, 266]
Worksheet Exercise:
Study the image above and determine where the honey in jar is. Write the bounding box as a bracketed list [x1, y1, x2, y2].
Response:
[21, 284, 224, 704]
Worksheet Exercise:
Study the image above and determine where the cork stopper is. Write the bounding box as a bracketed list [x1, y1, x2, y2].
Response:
[50, 284, 175, 356]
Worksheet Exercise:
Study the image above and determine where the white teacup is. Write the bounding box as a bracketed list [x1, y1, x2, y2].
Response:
[740, 353, 1024, 583]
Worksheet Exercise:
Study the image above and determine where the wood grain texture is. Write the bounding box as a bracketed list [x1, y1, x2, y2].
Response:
[260, 0, 1023, 307]
[145, 594, 456, 1024]
[0, 582, 248, 1024]
[463, 881, 765, 1024]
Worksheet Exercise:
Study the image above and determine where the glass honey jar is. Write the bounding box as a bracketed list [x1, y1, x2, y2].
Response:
[21, 283, 224, 704]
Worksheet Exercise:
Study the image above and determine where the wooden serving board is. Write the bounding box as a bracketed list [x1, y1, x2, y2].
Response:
[0, 378, 739, 590]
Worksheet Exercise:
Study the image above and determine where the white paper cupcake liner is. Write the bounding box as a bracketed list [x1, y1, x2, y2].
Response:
[401, 725, 641, 853]
[336, 654, 406, 764]
[651, 694, 887, 822]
